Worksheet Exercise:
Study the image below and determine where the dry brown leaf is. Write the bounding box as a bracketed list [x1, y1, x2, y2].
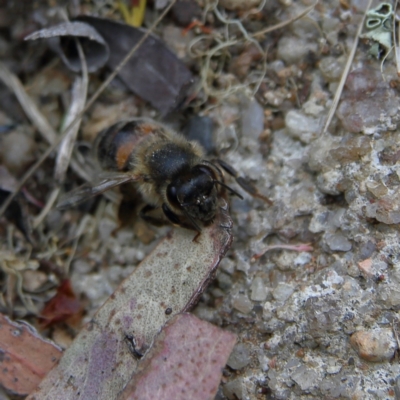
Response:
[77, 16, 194, 114]
[0, 313, 62, 397]
[27, 199, 232, 400]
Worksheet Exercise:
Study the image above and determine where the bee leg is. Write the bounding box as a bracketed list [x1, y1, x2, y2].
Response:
[162, 203, 202, 242]
[139, 204, 168, 227]
[216, 159, 273, 205]
[161, 203, 181, 225]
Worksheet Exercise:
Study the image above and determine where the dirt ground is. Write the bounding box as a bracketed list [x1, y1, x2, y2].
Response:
[1, 0, 400, 399]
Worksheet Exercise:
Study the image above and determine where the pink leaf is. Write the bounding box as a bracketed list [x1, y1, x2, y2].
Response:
[0, 313, 62, 396]
[119, 313, 236, 400]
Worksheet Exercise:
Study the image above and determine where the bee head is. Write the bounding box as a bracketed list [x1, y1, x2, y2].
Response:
[167, 165, 218, 223]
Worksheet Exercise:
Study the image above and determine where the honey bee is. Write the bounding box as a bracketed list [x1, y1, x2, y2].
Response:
[57, 118, 271, 234]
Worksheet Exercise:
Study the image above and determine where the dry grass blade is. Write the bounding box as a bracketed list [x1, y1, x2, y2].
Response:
[393, 0, 400, 76]
[322, 0, 373, 134]
[34, 42, 89, 228]
[0, 63, 56, 145]
[32, 187, 60, 229]
[54, 39, 89, 183]
[251, 0, 318, 38]
[55, 77, 88, 182]
[0, 0, 177, 221]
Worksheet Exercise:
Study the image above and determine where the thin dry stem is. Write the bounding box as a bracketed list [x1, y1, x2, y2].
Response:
[251, 1, 318, 38]
[251, 243, 314, 262]
[55, 62, 88, 181]
[32, 187, 61, 229]
[393, 0, 400, 76]
[0, 63, 56, 145]
[322, 0, 373, 134]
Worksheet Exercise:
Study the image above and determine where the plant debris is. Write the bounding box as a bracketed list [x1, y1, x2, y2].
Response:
[27, 200, 232, 400]
[0, 313, 62, 397]
[119, 313, 236, 400]
[1, 0, 400, 398]
[39, 279, 82, 329]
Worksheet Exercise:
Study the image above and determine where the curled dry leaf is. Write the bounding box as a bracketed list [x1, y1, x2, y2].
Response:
[25, 15, 193, 113]
[25, 21, 109, 73]
[119, 313, 236, 400]
[0, 313, 62, 397]
[27, 199, 232, 400]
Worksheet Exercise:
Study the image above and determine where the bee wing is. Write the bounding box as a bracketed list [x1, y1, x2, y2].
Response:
[57, 173, 141, 209]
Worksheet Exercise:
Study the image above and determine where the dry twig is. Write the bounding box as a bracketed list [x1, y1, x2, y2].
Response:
[251, 0, 319, 38]
[321, 0, 373, 134]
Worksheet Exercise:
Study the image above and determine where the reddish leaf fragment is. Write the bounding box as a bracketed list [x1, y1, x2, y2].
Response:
[39, 280, 82, 328]
[0, 313, 62, 396]
[119, 313, 236, 400]
[27, 199, 232, 400]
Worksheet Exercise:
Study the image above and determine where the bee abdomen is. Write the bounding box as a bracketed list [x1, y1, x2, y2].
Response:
[95, 119, 161, 171]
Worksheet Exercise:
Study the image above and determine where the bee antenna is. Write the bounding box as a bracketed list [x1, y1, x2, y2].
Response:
[214, 180, 243, 199]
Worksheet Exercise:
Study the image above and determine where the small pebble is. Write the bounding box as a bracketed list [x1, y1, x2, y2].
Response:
[0, 130, 36, 175]
[72, 273, 113, 302]
[277, 36, 318, 64]
[227, 343, 251, 370]
[285, 110, 321, 144]
[235, 253, 250, 275]
[217, 271, 233, 291]
[325, 231, 352, 252]
[319, 56, 344, 82]
[257, 353, 270, 372]
[291, 365, 320, 391]
[250, 277, 268, 301]
[223, 378, 244, 400]
[22, 270, 47, 292]
[316, 170, 344, 196]
[262, 301, 275, 321]
[232, 293, 253, 314]
[241, 97, 264, 140]
[98, 218, 118, 242]
[350, 329, 398, 362]
[193, 305, 218, 324]
[272, 283, 294, 302]
[171, 0, 202, 26]
[274, 251, 301, 271]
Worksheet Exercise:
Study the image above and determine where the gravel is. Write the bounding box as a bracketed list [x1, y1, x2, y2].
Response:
[2, 1, 400, 399]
